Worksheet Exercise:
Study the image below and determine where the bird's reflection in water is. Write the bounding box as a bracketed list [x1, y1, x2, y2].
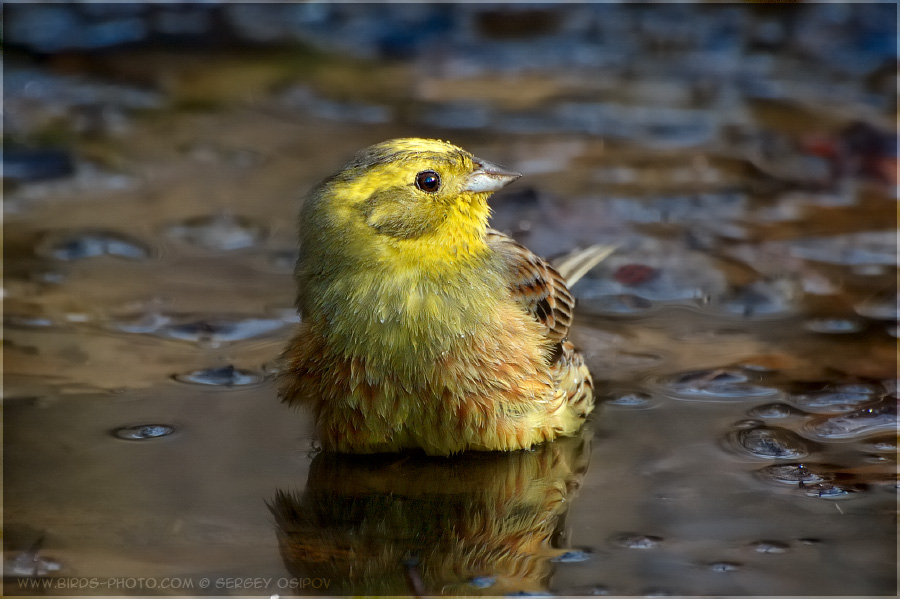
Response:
[270, 428, 592, 596]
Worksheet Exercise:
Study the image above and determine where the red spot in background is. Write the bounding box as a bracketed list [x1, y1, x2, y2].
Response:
[801, 122, 899, 186]
[614, 264, 658, 286]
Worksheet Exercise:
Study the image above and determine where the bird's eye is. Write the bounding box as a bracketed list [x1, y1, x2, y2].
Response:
[415, 170, 441, 193]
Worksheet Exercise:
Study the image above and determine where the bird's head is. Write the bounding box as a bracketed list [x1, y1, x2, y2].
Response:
[302, 138, 519, 266]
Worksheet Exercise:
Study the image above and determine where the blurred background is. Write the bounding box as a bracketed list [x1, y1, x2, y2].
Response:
[3, 2, 898, 596]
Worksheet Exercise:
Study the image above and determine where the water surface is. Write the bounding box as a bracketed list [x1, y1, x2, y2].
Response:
[4, 3, 896, 596]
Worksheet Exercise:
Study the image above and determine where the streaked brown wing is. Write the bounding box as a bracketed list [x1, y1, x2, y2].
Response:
[487, 228, 575, 344]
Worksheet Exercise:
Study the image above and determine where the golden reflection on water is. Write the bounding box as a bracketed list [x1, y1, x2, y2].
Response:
[271, 430, 591, 596]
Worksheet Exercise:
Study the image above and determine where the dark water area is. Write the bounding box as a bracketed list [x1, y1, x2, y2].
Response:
[3, 3, 897, 597]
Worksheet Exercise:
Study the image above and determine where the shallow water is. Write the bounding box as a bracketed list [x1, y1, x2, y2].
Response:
[3, 3, 897, 597]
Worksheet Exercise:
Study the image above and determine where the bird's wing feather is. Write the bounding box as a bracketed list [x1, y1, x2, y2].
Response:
[487, 228, 574, 344]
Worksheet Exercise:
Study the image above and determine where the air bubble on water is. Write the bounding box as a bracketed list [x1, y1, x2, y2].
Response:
[800, 399, 897, 441]
[611, 533, 662, 549]
[787, 390, 878, 414]
[107, 310, 172, 334]
[105, 297, 173, 334]
[804, 483, 859, 499]
[755, 463, 832, 485]
[172, 365, 262, 387]
[708, 561, 741, 572]
[736, 420, 768, 433]
[604, 391, 655, 408]
[739, 361, 780, 374]
[112, 423, 176, 440]
[751, 540, 789, 554]
[797, 537, 822, 545]
[161, 316, 285, 345]
[6, 549, 62, 576]
[864, 454, 889, 463]
[865, 437, 897, 452]
[747, 403, 804, 419]
[727, 426, 812, 459]
[658, 368, 781, 402]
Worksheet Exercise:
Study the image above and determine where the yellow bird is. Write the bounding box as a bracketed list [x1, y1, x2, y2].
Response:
[279, 138, 610, 455]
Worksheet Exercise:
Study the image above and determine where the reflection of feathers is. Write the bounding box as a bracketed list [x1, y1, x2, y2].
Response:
[269, 429, 592, 596]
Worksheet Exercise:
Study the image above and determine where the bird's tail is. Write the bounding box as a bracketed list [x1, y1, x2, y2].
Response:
[552, 244, 617, 287]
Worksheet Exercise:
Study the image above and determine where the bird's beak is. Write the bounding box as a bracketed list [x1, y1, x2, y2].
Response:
[464, 159, 521, 193]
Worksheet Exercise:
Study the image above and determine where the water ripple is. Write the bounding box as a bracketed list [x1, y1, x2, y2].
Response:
[657, 368, 781, 402]
[727, 425, 813, 459]
[800, 398, 897, 441]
